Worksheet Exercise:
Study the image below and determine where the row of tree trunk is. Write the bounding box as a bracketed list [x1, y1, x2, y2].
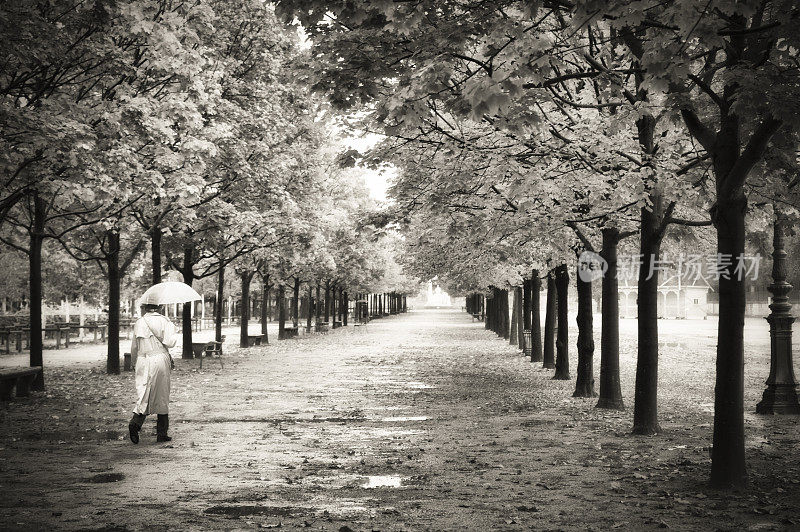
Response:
[368, 292, 407, 317]
[470, 258, 629, 406]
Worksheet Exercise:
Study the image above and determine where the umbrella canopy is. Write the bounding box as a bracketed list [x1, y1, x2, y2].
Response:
[140, 282, 202, 305]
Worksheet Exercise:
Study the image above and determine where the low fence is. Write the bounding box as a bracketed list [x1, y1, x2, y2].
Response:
[706, 302, 771, 317]
[0, 316, 244, 354]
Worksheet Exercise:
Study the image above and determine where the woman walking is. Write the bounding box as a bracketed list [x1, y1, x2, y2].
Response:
[128, 303, 177, 443]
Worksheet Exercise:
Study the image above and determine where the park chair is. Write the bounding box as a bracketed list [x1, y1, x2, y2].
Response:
[195, 335, 225, 370]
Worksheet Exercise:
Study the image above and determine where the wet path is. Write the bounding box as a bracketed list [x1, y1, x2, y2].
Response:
[2, 308, 800, 530]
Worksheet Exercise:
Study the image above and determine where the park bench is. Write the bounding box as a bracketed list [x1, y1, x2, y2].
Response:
[315, 322, 329, 332]
[0, 366, 42, 400]
[247, 334, 263, 346]
[332, 321, 343, 329]
[471, 313, 483, 321]
[192, 335, 225, 369]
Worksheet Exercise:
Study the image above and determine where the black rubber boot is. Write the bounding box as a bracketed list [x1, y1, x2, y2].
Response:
[156, 414, 171, 442]
[128, 413, 146, 444]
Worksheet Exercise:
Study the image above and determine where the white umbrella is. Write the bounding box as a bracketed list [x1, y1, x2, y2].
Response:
[139, 282, 202, 305]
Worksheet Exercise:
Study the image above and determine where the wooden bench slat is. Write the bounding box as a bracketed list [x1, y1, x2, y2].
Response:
[0, 366, 42, 400]
[0, 367, 42, 377]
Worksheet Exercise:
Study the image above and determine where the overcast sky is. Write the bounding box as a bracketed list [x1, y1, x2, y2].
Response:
[341, 132, 395, 203]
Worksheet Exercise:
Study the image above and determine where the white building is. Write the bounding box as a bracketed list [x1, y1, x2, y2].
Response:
[619, 266, 713, 319]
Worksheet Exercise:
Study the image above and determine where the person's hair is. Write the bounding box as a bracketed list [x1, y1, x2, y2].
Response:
[143, 304, 161, 313]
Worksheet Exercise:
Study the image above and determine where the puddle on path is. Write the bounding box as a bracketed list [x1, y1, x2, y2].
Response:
[406, 382, 435, 389]
[361, 475, 404, 488]
[659, 341, 690, 349]
[381, 416, 429, 422]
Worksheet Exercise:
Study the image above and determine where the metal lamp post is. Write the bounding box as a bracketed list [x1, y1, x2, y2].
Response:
[756, 214, 800, 414]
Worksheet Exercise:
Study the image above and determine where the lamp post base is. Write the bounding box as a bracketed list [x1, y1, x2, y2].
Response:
[756, 384, 800, 415]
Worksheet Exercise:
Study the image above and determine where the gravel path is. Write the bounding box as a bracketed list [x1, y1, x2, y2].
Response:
[1, 309, 799, 531]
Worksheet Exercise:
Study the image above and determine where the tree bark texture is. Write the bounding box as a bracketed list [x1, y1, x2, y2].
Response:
[239, 271, 253, 348]
[531, 271, 543, 363]
[574, 261, 596, 397]
[711, 196, 748, 487]
[510, 288, 519, 347]
[292, 277, 300, 327]
[278, 284, 287, 339]
[214, 265, 225, 344]
[516, 286, 524, 351]
[180, 247, 195, 359]
[106, 230, 121, 375]
[29, 192, 45, 390]
[553, 264, 570, 380]
[597, 228, 624, 409]
[543, 273, 556, 369]
[633, 202, 663, 435]
[151, 227, 162, 285]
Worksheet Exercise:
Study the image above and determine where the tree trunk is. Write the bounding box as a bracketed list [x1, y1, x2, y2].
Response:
[494, 291, 500, 334]
[106, 229, 121, 375]
[500, 289, 510, 339]
[510, 288, 519, 346]
[307, 285, 313, 330]
[278, 284, 287, 339]
[29, 192, 45, 390]
[516, 286, 524, 350]
[336, 287, 342, 322]
[181, 247, 195, 359]
[315, 282, 321, 324]
[597, 228, 624, 409]
[523, 279, 532, 348]
[343, 290, 348, 326]
[239, 271, 253, 348]
[261, 275, 270, 337]
[489, 290, 496, 333]
[553, 264, 570, 380]
[710, 195, 748, 487]
[324, 281, 331, 323]
[214, 265, 224, 344]
[543, 273, 556, 369]
[633, 202, 663, 435]
[574, 261, 595, 396]
[531, 271, 543, 363]
[151, 226, 162, 284]
[292, 277, 300, 327]
[485, 290, 494, 331]
[331, 284, 338, 322]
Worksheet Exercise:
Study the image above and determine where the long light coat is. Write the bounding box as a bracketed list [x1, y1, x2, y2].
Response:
[131, 312, 177, 415]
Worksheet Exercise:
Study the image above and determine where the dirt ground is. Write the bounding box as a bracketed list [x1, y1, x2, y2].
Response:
[1, 309, 799, 531]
